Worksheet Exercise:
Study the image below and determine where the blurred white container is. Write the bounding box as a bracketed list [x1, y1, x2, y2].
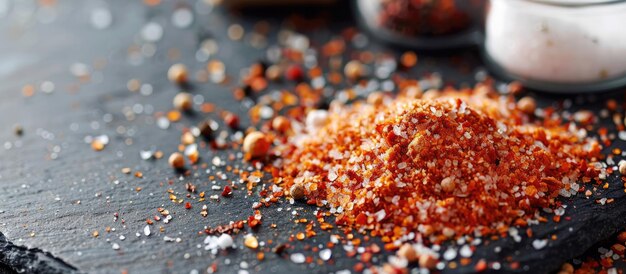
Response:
[484, 0, 626, 92]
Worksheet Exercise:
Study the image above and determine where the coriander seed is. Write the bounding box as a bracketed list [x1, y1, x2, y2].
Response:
[517, 96, 536, 115]
[168, 152, 185, 169]
[243, 131, 270, 158]
[396, 243, 418, 262]
[167, 63, 188, 84]
[272, 116, 291, 133]
[173, 92, 193, 111]
[289, 183, 305, 200]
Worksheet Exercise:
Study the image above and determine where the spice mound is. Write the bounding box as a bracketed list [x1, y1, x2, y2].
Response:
[378, 0, 471, 36]
[278, 90, 601, 241]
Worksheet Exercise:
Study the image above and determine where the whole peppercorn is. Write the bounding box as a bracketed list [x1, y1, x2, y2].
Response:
[367, 92, 385, 106]
[619, 160, 626, 175]
[344, 60, 364, 80]
[265, 65, 282, 81]
[243, 131, 270, 158]
[440, 177, 455, 193]
[400, 51, 418, 68]
[249, 62, 266, 78]
[168, 152, 185, 169]
[517, 96, 536, 115]
[181, 132, 195, 145]
[167, 63, 188, 84]
[289, 183, 305, 200]
[396, 243, 418, 262]
[418, 254, 438, 270]
[173, 92, 193, 111]
[198, 119, 217, 138]
[272, 116, 291, 133]
[224, 112, 240, 129]
[14, 124, 23, 136]
[285, 64, 303, 82]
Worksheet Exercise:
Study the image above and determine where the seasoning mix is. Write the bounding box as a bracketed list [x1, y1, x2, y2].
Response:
[275, 89, 602, 242]
[16, 1, 626, 273]
[146, 28, 618, 272]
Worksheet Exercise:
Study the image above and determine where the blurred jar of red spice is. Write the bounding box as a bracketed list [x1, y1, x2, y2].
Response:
[355, 0, 486, 49]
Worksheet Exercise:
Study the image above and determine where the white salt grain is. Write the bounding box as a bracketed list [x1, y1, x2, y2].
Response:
[143, 225, 151, 236]
[319, 249, 332, 261]
[532, 239, 548, 250]
[217, 234, 233, 249]
[290, 253, 306, 264]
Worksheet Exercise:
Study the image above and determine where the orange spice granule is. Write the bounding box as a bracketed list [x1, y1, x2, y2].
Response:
[274, 87, 602, 241]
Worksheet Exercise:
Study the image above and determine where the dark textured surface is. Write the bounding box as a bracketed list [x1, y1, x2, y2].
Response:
[0, 232, 76, 274]
[0, 1, 625, 274]
[0, 264, 16, 274]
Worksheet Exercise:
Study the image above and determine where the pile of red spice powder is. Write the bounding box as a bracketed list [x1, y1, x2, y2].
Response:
[275, 87, 603, 242]
[378, 0, 471, 35]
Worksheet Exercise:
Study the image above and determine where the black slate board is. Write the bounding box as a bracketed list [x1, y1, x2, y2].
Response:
[1, 1, 625, 274]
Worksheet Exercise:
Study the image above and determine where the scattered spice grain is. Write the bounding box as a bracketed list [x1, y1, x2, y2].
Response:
[167, 63, 188, 84]
[173, 92, 193, 111]
[272, 116, 291, 133]
[396, 243, 418, 262]
[242, 131, 270, 159]
[168, 152, 185, 169]
[517, 96, 536, 115]
[289, 183, 305, 200]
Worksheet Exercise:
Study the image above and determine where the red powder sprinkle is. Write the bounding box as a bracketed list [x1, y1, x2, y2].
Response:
[274, 88, 602, 241]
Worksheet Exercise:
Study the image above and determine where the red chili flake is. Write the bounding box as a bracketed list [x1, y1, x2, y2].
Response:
[474, 259, 487, 272]
[248, 215, 261, 228]
[224, 112, 240, 129]
[353, 262, 364, 272]
[612, 244, 626, 255]
[285, 64, 303, 82]
[207, 263, 217, 273]
[361, 252, 372, 263]
[222, 185, 232, 197]
[184, 202, 192, 209]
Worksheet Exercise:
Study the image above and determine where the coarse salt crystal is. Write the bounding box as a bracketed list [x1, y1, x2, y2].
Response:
[375, 209, 386, 222]
[290, 253, 306, 264]
[443, 248, 457, 261]
[532, 239, 548, 250]
[459, 245, 473, 258]
[143, 225, 151, 236]
[217, 234, 233, 249]
[328, 170, 338, 182]
[319, 249, 332, 261]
